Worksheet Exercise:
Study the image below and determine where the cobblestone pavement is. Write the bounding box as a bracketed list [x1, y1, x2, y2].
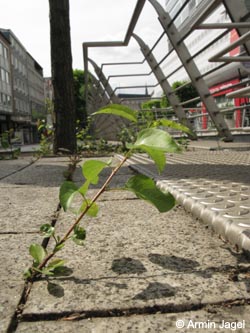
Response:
[0, 152, 250, 333]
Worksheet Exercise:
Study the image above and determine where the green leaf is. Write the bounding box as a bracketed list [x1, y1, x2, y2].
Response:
[40, 268, 55, 276]
[33, 259, 66, 277]
[72, 225, 86, 246]
[53, 243, 65, 252]
[59, 181, 79, 211]
[128, 128, 180, 173]
[29, 244, 47, 265]
[93, 104, 138, 123]
[1, 139, 9, 149]
[131, 128, 180, 152]
[139, 146, 166, 174]
[82, 160, 108, 184]
[47, 259, 65, 270]
[54, 242, 65, 253]
[125, 175, 175, 213]
[23, 268, 32, 279]
[79, 199, 99, 217]
[153, 119, 194, 136]
[78, 180, 90, 196]
[40, 224, 55, 238]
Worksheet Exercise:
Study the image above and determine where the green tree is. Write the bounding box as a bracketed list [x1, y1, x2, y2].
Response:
[160, 81, 198, 110]
[172, 81, 198, 107]
[141, 99, 161, 110]
[160, 95, 170, 108]
[49, 0, 76, 154]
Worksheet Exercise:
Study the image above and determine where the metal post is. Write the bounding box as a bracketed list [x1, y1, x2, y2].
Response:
[223, 0, 250, 55]
[148, 0, 233, 141]
[88, 58, 120, 104]
[209, 30, 250, 61]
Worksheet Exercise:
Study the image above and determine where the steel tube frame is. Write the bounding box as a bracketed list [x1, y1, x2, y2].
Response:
[88, 58, 120, 104]
[197, 22, 250, 29]
[209, 30, 250, 62]
[132, 32, 196, 136]
[82, 0, 250, 140]
[148, 0, 232, 141]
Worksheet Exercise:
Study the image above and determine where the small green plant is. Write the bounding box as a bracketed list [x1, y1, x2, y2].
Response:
[0, 129, 20, 159]
[63, 154, 82, 181]
[76, 118, 116, 156]
[177, 137, 190, 151]
[24, 104, 193, 280]
[35, 122, 54, 157]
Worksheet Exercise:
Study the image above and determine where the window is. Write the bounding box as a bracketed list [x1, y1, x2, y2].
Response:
[6, 72, 10, 84]
[189, 0, 196, 11]
[3, 47, 8, 59]
[0, 43, 3, 56]
[1, 68, 5, 82]
[7, 95, 11, 106]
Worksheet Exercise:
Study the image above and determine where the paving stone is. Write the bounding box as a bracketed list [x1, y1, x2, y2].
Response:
[22, 201, 249, 316]
[1, 153, 250, 333]
[17, 305, 250, 333]
[0, 234, 41, 281]
[0, 186, 59, 232]
[0, 158, 68, 187]
[0, 281, 24, 333]
[0, 158, 32, 180]
[0, 234, 41, 333]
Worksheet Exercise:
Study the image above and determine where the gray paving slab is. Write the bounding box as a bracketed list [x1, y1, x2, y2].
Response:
[0, 186, 59, 232]
[22, 200, 249, 316]
[0, 157, 32, 180]
[1, 154, 250, 333]
[0, 234, 40, 333]
[0, 157, 68, 332]
[119, 151, 250, 253]
[0, 157, 68, 187]
[16, 305, 250, 333]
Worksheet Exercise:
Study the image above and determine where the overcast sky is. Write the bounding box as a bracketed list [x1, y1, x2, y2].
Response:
[0, 0, 166, 93]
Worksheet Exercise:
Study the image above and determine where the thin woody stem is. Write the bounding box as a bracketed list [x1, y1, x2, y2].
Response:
[36, 154, 129, 272]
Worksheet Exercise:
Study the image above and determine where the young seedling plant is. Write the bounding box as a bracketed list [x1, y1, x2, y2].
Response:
[24, 105, 193, 280]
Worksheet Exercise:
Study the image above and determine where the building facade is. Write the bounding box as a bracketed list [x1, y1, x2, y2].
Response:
[0, 32, 12, 135]
[27, 52, 46, 141]
[0, 29, 45, 144]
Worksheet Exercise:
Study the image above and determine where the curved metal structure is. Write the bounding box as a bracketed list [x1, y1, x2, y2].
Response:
[83, 0, 250, 141]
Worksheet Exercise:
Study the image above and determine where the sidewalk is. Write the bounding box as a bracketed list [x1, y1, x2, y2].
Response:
[0, 153, 249, 333]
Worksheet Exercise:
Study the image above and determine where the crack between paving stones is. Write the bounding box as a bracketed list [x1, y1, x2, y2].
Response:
[6, 281, 33, 333]
[18, 298, 250, 323]
[98, 197, 139, 202]
[5, 165, 134, 332]
[0, 158, 37, 181]
[7, 265, 250, 332]
[31, 264, 249, 286]
[0, 231, 39, 235]
[6, 202, 62, 333]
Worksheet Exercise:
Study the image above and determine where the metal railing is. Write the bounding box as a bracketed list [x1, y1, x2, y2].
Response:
[83, 0, 250, 141]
